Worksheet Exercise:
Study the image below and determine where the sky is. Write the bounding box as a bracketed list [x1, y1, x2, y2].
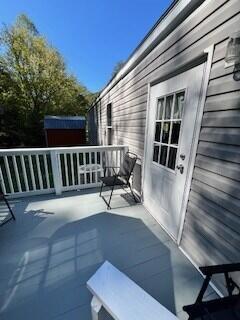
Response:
[1, 0, 173, 92]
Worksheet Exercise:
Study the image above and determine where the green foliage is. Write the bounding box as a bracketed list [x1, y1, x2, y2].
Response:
[0, 14, 95, 147]
[111, 60, 125, 78]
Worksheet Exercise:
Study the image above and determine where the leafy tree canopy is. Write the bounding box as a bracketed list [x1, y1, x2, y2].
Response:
[111, 60, 125, 78]
[0, 14, 96, 147]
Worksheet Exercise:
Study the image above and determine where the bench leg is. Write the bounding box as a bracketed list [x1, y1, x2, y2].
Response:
[91, 296, 102, 320]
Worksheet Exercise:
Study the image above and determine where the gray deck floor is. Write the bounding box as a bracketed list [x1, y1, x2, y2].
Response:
[0, 188, 217, 320]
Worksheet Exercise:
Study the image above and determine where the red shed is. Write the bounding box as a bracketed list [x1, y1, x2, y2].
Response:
[44, 116, 86, 147]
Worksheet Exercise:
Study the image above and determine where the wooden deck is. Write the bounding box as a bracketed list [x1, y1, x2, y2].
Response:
[0, 188, 217, 320]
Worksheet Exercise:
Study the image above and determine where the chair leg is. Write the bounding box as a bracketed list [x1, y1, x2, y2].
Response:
[4, 196, 15, 220]
[107, 184, 115, 210]
[129, 184, 137, 203]
[99, 181, 104, 197]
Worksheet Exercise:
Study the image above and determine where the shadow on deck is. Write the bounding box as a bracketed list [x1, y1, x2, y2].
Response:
[0, 188, 217, 320]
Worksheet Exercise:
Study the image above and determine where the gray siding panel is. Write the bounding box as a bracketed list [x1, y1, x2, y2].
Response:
[204, 90, 240, 111]
[181, 3, 240, 292]
[90, 0, 240, 292]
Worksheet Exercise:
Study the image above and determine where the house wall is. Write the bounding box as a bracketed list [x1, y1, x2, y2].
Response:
[180, 38, 240, 293]
[91, 0, 240, 291]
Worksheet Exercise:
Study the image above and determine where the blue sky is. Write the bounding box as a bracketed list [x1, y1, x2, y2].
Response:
[1, 0, 173, 92]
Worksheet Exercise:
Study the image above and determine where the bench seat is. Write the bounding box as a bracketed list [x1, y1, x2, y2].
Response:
[87, 261, 179, 320]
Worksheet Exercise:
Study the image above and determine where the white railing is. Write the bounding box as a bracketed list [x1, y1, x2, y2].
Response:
[0, 145, 128, 198]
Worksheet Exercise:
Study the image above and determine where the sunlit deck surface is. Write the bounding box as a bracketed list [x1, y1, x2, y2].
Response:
[0, 188, 217, 320]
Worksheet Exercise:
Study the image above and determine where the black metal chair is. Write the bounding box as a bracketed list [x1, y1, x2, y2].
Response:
[99, 151, 138, 209]
[183, 262, 240, 320]
[0, 183, 16, 226]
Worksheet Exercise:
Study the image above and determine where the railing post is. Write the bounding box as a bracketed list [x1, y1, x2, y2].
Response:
[50, 150, 62, 195]
[123, 146, 129, 156]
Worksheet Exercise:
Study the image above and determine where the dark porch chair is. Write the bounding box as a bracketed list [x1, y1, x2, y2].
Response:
[183, 262, 240, 319]
[99, 151, 138, 209]
[0, 184, 16, 226]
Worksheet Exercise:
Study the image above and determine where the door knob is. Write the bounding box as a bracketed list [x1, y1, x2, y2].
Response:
[176, 164, 184, 174]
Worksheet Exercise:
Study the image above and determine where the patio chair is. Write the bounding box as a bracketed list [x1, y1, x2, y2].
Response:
[183, 262, 240, 320]
[0, 183, 16, 226]
[99, 151, 138, 209]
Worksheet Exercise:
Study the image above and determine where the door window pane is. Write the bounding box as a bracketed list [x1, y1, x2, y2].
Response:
[173, 92, 185, 119]
[171, 121, 181, 145]
[157, 98, 164, 120]
[168, 147, 177, 170]
[164, 95, 173, 119]
[162, 122, 170, 143]
[153, 145, 159, 162]
[152, 90, 185, 170]
[159, 146, 168, 166]
[154, 122, 161, 142]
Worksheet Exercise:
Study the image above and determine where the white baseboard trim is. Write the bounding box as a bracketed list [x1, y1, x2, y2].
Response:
[179, 246, 224, 298]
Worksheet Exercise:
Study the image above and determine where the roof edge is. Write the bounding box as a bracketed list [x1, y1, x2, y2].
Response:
[96, 0, 205, 103]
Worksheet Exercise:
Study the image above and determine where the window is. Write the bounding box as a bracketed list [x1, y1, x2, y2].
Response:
[107, 103, 112, 127]
[106, 103, 112, 145]
[152, 91, 185, 171]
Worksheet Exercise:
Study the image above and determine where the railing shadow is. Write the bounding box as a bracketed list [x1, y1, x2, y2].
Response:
[0, 207, 176, 320]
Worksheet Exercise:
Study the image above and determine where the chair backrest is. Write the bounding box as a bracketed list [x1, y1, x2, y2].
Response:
[118, 152, 137, 183]
[0, 179, 4, 196]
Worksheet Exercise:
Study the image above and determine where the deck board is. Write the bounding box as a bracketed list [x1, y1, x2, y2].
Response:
[0, 189, 217, 320]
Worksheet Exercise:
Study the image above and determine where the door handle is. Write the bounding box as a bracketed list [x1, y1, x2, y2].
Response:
[176, 164, 184, 174]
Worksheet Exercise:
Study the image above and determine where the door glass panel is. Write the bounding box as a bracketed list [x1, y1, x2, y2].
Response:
[155, 122, 161, 142]
[162, 122, 170, 143]
[164, 95, 173, 119]
[168, 147, 177, 169]
[173, 92, 185, 119]
[153, 144, 159, 162]
[157, 98, 164, 120]
[159, 146, 168, 166]
[152, 90, 185, 171]
[171, 121, 181, 145]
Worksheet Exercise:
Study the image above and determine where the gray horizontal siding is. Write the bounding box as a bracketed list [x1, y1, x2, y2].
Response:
[92, 0, 240, 293]
[181, 4, 240, 292]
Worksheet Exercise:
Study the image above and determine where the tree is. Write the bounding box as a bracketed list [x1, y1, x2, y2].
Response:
[0, 14, 94, 147]
[111, 60, 125, 78]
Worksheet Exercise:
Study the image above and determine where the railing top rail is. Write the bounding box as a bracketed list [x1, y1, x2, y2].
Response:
[0, 145, 128, 154]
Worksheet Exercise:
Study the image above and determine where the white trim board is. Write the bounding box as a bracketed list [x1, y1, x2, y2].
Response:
[179, 246, 224, 298]
[177, 45, 214, 244]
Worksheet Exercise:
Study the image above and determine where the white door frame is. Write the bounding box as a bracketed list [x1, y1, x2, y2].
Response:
[142, 45, 214, 244]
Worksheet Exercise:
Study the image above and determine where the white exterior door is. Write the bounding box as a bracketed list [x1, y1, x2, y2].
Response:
[143, 64, 205, 240]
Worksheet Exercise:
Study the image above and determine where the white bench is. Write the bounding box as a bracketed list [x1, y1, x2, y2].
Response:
[87, 261, 179, 320]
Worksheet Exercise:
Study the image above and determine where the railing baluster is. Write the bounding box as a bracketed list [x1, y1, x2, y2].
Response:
[20, 155, 29, 191]
[35, 154, 43, 190]
[89, 152, 92, 184]
[77, 153, 80, 185]
[28, 155, 36, 190]
[13, 155, 22, 192]
[70, 152, 74, 185]
[4, 156, 14, 193]
[43, 154, 50, 189]
[64, 153, 69, 186]
[94, 151, 97, 184]
[0, 164, 7, 194]
[83, 152, 87, 184]
[100, 151, 103, 180]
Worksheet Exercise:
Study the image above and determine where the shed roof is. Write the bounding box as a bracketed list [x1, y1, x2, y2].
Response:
[44, 116, 86, 129]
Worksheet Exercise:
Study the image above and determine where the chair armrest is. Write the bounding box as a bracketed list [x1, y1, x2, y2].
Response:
[200, 263, 240, 276]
